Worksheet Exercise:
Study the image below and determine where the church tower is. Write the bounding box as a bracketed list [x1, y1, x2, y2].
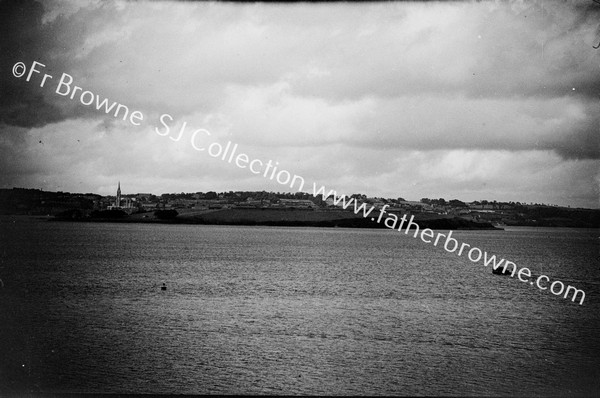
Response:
[116, 181, 122, 208]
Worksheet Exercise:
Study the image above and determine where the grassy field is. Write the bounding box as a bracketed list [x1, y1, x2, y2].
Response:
[179, 208, 367, 223]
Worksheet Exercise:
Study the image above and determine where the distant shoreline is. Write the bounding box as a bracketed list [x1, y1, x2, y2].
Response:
[47, 208, 503, 231]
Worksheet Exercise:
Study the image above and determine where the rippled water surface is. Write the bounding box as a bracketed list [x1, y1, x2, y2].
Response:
[1, 217, 599, 395]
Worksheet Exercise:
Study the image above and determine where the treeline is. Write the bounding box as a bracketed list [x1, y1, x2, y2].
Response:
[511, 206, 600, 228]
[55, 209, 180, 221]
[420, 198, 468, 207]
[0, 188, 97, 215]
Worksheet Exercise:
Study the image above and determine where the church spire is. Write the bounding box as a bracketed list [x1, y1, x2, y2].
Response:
[116, 181, 122, 207]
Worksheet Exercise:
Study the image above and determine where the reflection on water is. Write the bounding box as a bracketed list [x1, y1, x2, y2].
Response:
[1, 217, 599, 395]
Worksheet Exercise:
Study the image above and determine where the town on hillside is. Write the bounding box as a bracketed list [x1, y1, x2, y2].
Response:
[0, 185, 598, 228]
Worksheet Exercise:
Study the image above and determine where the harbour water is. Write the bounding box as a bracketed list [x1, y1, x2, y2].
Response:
[1, 216, 599, 395]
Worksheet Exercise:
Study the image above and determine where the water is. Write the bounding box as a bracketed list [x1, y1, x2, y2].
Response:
[1, 216, 599, 395]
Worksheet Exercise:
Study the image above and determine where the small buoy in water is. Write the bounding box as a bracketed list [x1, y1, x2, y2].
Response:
[161, 283, 167, 291]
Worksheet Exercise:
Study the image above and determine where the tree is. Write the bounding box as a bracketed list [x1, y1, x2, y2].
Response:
[449, 199, 467, 208]
[154, 209, 178, 220]
[91, 209, 127, 219]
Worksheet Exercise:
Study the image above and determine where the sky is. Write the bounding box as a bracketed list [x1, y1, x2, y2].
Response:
[1, 0, 599, 208]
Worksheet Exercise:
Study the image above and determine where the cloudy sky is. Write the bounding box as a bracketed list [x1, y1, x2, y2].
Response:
[1, 0, 599, 208]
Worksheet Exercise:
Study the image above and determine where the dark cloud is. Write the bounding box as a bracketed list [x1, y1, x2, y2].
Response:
[0, 1, 66, 127]
[545, 109, 600, 160]
[0, 0, 124, 128]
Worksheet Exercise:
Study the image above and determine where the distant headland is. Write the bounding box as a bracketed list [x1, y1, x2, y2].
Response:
[0, 186, 598, 229]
